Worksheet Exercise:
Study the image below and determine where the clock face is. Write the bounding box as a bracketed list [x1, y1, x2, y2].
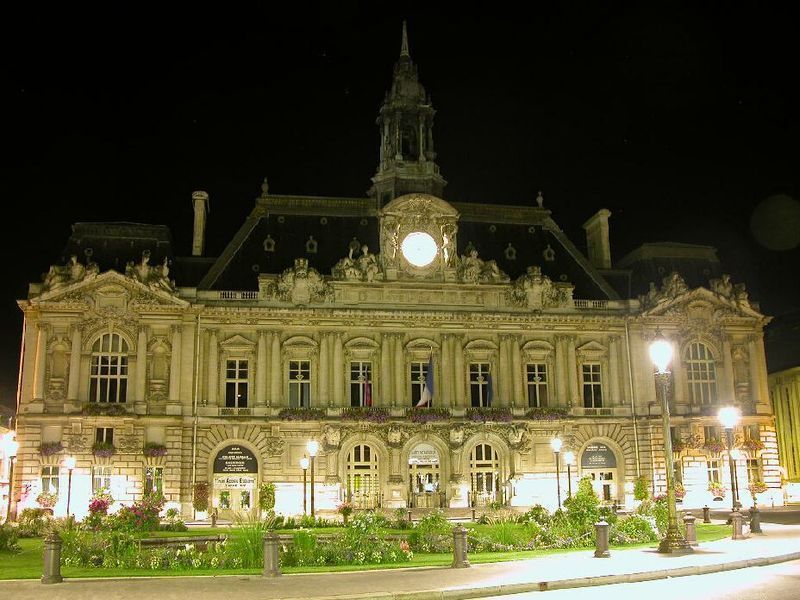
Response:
[401, 231, 437, 267]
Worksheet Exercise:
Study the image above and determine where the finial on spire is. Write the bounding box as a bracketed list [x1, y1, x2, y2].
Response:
[400, 20, 410, 57]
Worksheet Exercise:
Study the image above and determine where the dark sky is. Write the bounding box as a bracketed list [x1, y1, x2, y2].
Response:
[2, 3, 798, 414]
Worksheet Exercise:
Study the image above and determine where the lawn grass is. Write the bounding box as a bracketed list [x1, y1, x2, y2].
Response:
[0, 522, 733, 580]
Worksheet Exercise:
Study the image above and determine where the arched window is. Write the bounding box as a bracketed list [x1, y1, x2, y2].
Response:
[685, 342, 717, 405]
[89, 333, 129, 403]
[346, 444, 380, 509]
[469, 443, 501, 507]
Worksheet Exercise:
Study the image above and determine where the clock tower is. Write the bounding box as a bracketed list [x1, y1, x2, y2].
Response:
[369, 22, 447, 205]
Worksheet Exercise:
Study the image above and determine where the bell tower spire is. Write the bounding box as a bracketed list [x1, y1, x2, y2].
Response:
[369, 22, 447, 204]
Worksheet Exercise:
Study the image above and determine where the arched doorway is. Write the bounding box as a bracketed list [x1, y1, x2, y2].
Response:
[346, 444, 380, 509]
[212, 444, 258, 519]
[580, 442, 619, 503]
[469, 443, 501, 507]
[408, 443, 443, 508]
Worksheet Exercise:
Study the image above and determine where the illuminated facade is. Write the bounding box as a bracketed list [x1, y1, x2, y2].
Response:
[11, 25, 783, 520]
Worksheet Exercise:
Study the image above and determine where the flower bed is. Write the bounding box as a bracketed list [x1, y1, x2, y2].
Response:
[277, 407, 325, 421]
[466, 407, 512, 422]
[340, 407, 390, 423]
[143, 443, 168, 457]
[524, 407, 569, 421]
[407, 407, 450, 423]
[39, 442, 64, 456]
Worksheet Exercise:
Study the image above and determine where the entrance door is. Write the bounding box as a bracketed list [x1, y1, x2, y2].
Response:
[584, 470, 616, 502]
[214, 474, 255, 519]
[579, 442, 618, 504]
[408, 443, 443, 508]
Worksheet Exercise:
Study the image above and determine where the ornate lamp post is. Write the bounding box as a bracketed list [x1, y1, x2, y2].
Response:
[2, 432, 19, 523]
[307, 440, 319, 518]
[718, 406, 742, 512]
[730, 448, 742, 508]
[300, 456, 309, 515]
[64, 455, 76, 518]
[564, 451, 575, 499]
[551, 437, 563, 508]
[649, 332, 692, 554]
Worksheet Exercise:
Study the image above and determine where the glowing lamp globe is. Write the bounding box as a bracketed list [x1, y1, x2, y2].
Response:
[299, 456, 310, 470]
[649, 336, 673, 373]
[564, 451, 575, 465]
[718, 406, 741, 429]
[64, 455, 76, 470]
[401, 232, 437, 267]
[550, 437, 563, 453]
[307, 439, 320, 457]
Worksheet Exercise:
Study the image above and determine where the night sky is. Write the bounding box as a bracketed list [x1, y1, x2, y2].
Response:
[2, 4, 798, 415]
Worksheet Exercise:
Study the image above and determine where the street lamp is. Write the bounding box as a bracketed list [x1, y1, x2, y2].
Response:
[64, 455, 76, 518]
[2, 432, 19, 523]
[730, 448, 742, 509]
[551, 437, 562, 509]
[307, 439, 319, 518]
[649, 331, 692, 554]
[564, 451, 575, 499]
[300, 456, 309, 515]
[719, 406, 742, 512]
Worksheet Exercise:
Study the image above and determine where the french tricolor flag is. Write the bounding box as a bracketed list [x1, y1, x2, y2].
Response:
[416, 356, 434, 407]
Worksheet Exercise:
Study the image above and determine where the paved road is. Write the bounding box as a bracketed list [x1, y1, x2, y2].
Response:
[483, 558, 800, 599]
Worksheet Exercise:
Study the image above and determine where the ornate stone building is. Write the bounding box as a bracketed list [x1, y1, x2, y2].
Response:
[11, 25, 782, 520]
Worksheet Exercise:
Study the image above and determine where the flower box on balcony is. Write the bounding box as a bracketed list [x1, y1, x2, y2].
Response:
[92, 441, 115, 458]
[83, 402, 127, 416]
[407, 407, 450, 423]
[143, 443, 168, 457]
[524, 407, 570, 421]
[39, 442, 64, 456]
[277, 407, 325, 421]
[340, 407, 391, 423]
[466, 407, 513, 423]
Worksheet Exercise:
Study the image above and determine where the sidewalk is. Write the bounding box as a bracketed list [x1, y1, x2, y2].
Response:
[1, 522, 799, 600]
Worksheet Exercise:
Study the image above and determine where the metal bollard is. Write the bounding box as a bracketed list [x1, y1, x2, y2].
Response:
[683, 513, 698, 546]
[749, 506, 763, 534]
[407, 509, 412, 523]
[451, 525, 470, 568]
[594, 519, 610, 558]
[471, 508, 476, 522]
[731, 510, 744, 540]
[702, 505, 711, 523]
[211, 508, 218, 528]
[262, 531, 281, 577]
[41, 530, 63, 584]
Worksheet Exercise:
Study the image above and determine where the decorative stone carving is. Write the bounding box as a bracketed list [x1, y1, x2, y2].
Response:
[508, 266, 574, 309]
[506, 424, 531, 452]
[710, 274, 753, 310]
[41, 255, 99, 292]
[264, 436, 285, 457]
[64, 434, 90, 454]
[125, 250, 176, 293]
[116, 434, 141, 454]
[265, 258, 332, 305]
[440, 222, 458, 268]
[332, 245, 384, 282]
[458, 249, 509, 283]
[449, 426, 465, 448]
[322, 425, 341, 451]
[639, 271, 688, 309]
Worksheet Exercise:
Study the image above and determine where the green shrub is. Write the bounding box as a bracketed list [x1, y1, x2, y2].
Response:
[17, 508, 52, 538]
[110, 493, 165, 531]
[610, 514, 658, 545]
[259, 482, 276, 511]
[227, 514, 269, 568]
[0, 524, 20, 553]
[634, 476, 650, 501]
[518, 504, 551, 526]
[392, 507, 411, 529]
[408, 509, 452, 553]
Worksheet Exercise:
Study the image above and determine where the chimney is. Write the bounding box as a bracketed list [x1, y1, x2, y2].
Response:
[191, 191, 210, 256]
[582, 209, 612, 269]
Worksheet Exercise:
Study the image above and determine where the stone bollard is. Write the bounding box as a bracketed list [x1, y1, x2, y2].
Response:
[451, 525, 470, 568]
[731, 510, 744, 540]
[262, 531, 281, 577]
[702, 505, 711, 523]
[594, 519, 610, 558]
[407, 509, 412, 523]
[471, 508, 476, 522]
[749, 506, 763, 534]
[211, 508, 218, 528]
[683, 513, 698, 546]
[41, 530, 63, 584]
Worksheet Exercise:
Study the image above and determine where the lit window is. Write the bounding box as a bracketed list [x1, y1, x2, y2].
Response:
[288, 360, 311, 408]
[685, 342, 717, 405]
[92, 466, 112, 493]
[41, 466, 59, 494]
[89, 333, 129, 403]
[526, 363, 548, 407]
[469, 363, 491, 407]
[410, 361, 429, 407]
[582, 363, 602, 408]
[145, 467, 164, 496]
[349, 362, 372, 407]
[225, 359, 249, 408]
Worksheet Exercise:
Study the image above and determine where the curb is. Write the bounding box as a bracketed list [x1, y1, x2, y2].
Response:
[288, 550, 800, 600]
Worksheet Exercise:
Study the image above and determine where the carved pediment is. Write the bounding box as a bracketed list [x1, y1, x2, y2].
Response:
[220, 334, 256, 352]
[640, 280, 762, 320]
[576, 340, 606, 358]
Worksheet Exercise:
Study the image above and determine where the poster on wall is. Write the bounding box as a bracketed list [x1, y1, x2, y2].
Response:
[580, 443, 617, 468]
[213, 445, 258, 473]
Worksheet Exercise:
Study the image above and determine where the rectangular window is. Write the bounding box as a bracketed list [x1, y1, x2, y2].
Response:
[469, 363, 491, 407]
[225, 359, 249, 408]
[41, 466, 59, 494]
[288, 360, 311, 408]
[95, 427, 114, 445]
[349, 361, 372, 407]
[706, 458, 722, 484]
[526, 363, 548, 407]
[747, 458, 761, 483]
[92, 466, 112, 493]
[704, 426, 724, 445]
[582, 363, 602, 408]
[744, 424, 760, 442]
[144, 466, 164, 496]
[410, 361, 429, 407]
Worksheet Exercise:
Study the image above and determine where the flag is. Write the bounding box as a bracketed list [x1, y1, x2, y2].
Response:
[417, 356, 434, 407]
[364, 372, 372, 407]
[486, 371, 493, 407]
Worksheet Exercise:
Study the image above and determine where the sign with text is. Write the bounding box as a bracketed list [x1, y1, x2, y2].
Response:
[580, 443, 617, 468]
[409, 443, 440, 465]
[213, 445, 258, 473]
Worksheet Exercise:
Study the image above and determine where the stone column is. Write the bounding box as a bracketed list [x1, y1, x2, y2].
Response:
[381, 334, 392, 408]
[168, 324, 182, 402]
[755, 335, 771, 409]
[333, 333, 344, 407]
[608, 336, 621, 406]
[256, 331, 268, 407]
[207, 330, 218, 406]
[393, 335, 405, 407]
[671, 341, 686, 405]
[566, 335, 578, 406]
[453, 335, 465, 408]
[33, 322, 48, 400]
[511, 337, 523, 408]
[441, 335, 451, 408]
[721, 337, 736, 403]
[318, 333, 330, 407]
[498, 336, 511, 406]
[554, 336, 568, 407]
[67, 325, 82, 401]
[270, 333, 281, 406]
[135, 326, 148, 402]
